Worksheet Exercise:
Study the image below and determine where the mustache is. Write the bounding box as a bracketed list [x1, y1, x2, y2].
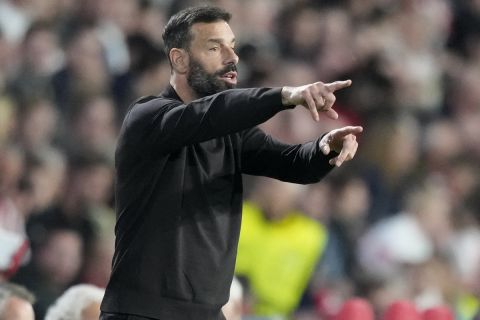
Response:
[215, 63, 237, 76]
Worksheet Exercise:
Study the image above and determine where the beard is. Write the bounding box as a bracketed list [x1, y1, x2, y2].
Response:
[187, 57, 237, 98]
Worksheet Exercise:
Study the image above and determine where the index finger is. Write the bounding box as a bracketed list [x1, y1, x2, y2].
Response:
[325, 79, 352, 92]
[334, 125, 363, 137]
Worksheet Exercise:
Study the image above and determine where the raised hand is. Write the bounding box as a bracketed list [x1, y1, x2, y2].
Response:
[319, 126, 363, 167]
[281, 80, 352, 121]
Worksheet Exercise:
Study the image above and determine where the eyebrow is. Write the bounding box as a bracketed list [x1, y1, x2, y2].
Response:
[207, 38, 236, 45]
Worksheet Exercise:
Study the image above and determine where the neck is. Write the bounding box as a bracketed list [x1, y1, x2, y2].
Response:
[170, 73, 197, 103]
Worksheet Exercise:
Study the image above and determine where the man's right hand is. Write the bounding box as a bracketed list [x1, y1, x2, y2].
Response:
[281, 80, 352, 121]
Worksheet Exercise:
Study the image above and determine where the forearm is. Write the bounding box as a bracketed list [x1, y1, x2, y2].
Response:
[241, 128, 336, 184]
[132, 87, 293, 154]
[168, 88, 288, 135]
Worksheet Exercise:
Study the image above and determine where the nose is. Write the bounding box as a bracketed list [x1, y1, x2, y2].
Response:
[224, 46, 239, 65]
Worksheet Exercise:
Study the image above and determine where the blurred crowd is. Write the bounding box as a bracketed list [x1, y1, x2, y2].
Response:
[0, 0, 479, 319]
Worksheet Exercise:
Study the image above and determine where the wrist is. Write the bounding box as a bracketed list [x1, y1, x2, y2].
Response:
[281, 86, 294, 106]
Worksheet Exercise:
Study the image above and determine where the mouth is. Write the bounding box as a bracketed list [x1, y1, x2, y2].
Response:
[219, 71, 238, 85]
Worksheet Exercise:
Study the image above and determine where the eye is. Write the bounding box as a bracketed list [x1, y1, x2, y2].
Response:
[209, 47, 219, 52]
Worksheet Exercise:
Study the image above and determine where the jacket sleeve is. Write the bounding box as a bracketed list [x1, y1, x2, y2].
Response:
[124, 87, 292, 155]
[240, 127, 336, 184]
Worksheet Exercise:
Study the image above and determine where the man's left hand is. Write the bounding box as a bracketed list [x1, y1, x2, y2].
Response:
[320, 126, 363, 167]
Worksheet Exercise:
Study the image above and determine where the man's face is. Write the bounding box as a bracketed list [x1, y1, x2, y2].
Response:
[186, 21, 239, 97]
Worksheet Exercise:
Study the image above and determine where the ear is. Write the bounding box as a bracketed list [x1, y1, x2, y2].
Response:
[169, 48, 189, 74]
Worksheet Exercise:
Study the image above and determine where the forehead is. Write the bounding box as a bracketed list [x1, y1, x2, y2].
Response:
[190, 21, 235, 43]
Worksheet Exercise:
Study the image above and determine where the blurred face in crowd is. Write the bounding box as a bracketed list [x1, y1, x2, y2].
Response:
[37, 229, 83, 286]
[19, 100, 58, 150]
[23, 27, 59, 74]
[73, 162, 114, 206]
[1, 296, 35, 320]
[73, 97, 117, 153]
[255, 179, 304, 220]
[176, 21, 239, 98]
[66, 28, 108, 90]
[335, 177, 371, 221]
[0, 146, 24, 194]
[28, 150, 66, 212]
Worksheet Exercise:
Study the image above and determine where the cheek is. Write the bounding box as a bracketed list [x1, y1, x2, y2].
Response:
[202, 62, 220, 75]
[192, 53, 222, 73]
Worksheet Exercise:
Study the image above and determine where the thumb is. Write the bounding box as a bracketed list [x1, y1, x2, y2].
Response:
[320, 135, 331, 155]
[322, 144, 331, 155]
[334, 126, 363, 138]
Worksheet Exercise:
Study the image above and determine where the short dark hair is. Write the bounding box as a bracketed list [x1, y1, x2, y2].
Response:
[162, 6, 231, 62]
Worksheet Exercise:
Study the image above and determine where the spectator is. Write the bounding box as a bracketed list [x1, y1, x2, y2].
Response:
[45, 284, 104, 320]
[15, 98, 59, 153]
[24, 148, 66, 215]
[8, 21, 62, 107]
[63, 95, 118, 162]
[236, 178, 328, 318]
[0, 282, 35, 320]
[51, 25, 110, 114]
[0, 229, 29, 281]
[12, 227, 84, 319]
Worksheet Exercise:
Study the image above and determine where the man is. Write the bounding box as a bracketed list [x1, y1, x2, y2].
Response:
[100, 5, 362, 320]
[0, 282, 35, 320]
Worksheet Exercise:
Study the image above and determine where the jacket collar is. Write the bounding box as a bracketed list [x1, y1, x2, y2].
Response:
[160, 84, 182, 102]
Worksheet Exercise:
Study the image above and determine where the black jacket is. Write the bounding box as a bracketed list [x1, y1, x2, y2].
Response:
[101, 85, 335, 319]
